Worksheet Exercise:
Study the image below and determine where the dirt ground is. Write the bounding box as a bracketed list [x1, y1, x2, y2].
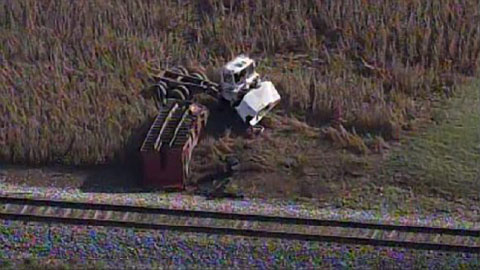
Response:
[1, 80, 478, 221]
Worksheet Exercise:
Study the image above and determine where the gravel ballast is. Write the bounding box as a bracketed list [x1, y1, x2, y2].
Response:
[0, 180, 478, 231]
[0, 175, 479, 269]
[1, 219, 479, 269]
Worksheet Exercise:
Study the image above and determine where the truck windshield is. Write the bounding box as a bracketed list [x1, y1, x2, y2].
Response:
[245, 63, 254, 77]
[234, 65, 250, 84]
[223, 71, 234, 84]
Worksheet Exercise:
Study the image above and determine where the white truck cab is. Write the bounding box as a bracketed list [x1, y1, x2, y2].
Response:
[220, 54, 281, 126]
[220, 54, 260, 103]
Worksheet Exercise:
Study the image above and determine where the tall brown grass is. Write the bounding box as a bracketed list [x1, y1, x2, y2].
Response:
[1, 0, 479, 165]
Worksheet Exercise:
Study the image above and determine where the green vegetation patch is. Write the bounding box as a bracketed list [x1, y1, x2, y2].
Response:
[385, 79, 480, 201]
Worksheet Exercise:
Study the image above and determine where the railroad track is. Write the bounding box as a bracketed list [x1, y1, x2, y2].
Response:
[0, 196, 478, 254]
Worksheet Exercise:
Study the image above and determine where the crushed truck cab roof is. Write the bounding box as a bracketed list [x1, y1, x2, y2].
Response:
[223, 54, 254, 73]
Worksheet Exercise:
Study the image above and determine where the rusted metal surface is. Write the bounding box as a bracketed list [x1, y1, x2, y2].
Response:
[140, 99, 209, 190]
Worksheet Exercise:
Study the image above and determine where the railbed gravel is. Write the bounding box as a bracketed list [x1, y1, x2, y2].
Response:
[0, 181, 478, 230]
[0, 219, 479, 269]
[0, 180, 479, 268]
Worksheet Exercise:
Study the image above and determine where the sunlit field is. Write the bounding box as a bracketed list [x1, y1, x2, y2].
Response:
[1, 0, 479, 165]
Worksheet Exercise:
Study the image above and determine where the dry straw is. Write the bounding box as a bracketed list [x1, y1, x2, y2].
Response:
[1, 0, 478, 165]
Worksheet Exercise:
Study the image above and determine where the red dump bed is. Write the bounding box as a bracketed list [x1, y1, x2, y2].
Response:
[140, 100, 208, 190]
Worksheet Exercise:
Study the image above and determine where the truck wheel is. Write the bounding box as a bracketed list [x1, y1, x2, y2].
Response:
[178, 66, 189, 75]
[169, 89, 186, 100]
[155, 83, 167, 97]
[191, 72, 207, 81]
[158, 80, 168, 89]
[178, 85, 190, 99]
[153, 83, 167, 107]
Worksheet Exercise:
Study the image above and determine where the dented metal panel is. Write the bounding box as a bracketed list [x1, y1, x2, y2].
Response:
[235, 81, 281, 125]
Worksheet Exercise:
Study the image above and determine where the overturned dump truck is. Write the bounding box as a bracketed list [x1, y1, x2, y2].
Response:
[148, 54, 281, 126]
[141, 55, 281, 189]
[140, 100, 208, 189]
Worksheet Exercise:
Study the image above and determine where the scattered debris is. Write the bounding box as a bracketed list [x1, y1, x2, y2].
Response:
[225, 156, 240, 172]
[141, 55, 282, 191]
[193, 156, 244, 199]
[282, 157, 298, 169]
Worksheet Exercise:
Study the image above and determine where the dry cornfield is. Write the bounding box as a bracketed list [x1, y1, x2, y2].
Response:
[1, 0, 479, 166]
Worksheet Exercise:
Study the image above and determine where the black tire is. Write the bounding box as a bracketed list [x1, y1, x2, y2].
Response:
[153, 83, 167, 97]
[159, 84, 168, 105]
[153, 84, 167, 108]
[178, 85, 190, 99]
[178, 66, 189, 75]
[169, 88, 186, 100]
[158, 81, 168, 90]
[191, 72, 207, 81]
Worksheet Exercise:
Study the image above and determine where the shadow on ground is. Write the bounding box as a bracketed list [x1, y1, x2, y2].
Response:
[196, 96, 249, 139]
[80, 113, 152, 193]
[80, 97, 244, 194]
[79, 164, 234, 195]
[79, 165, 147, 193]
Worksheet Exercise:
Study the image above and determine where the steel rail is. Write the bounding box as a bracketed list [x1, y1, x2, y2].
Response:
[0, 196, 478, 253]
[0, 196, 476, 237]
